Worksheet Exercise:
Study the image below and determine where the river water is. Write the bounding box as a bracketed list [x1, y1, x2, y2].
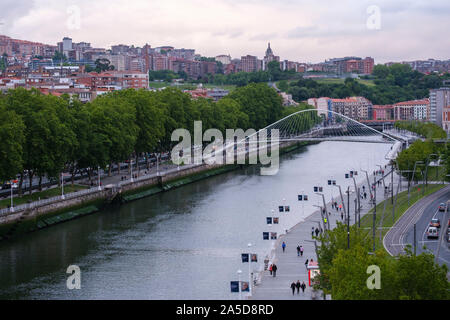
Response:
[0, 141, 392, 300]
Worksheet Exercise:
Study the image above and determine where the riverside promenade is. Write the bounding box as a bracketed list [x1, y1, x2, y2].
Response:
[251, 169, 401, 300]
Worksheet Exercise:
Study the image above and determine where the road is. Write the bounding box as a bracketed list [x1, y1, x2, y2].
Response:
[384, 185, 450, 267]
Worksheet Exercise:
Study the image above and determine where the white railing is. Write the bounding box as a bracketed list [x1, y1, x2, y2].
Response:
[0, 187, 103, 217]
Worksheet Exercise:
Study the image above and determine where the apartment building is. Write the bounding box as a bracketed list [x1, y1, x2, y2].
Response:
[429, 88, 450, 128]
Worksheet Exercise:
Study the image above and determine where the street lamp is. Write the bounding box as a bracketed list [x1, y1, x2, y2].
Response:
[61, 172, 65, 200]
[98, 166, 101, 191]
[409, 161, 423, 206]
[237, 269, 242, 300]
[315, 193, 330, 230]
[361, 169, 374, 200]
[130, 159, 134, 183]
[248, 243, 253, 296]
[332, 184, 347, 218]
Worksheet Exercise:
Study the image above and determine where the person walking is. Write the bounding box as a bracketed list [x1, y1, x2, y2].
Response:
[311, 227, 314, 238]
[272, 264, 277, 277]
[296, 245, 300, 257]
[296, 280, 301, 294]
[269, 264, 273, 276]
[301, 282, 306, 293]
[290, 282, 296, 295]
[314, 228, 319, 237]
[304, 259, 309, 270]
[341, 211, 344, 221]
[299, 245, 304, 257]
[282, 241, 286, 253]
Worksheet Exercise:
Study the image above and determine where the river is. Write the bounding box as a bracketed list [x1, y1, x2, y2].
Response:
[0, 141, 392, 299]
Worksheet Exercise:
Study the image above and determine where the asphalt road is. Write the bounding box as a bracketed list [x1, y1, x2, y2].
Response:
[384, 185, 450, 268]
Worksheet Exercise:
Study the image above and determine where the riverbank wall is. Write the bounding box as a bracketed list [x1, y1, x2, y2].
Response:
[0, 141, 310, 241]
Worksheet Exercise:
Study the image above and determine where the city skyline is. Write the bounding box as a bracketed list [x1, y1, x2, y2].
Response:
[0, 0, 449, 64]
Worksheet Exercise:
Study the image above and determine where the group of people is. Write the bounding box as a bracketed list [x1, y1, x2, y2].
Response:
[268, 263, 278, 277]
[290, 280, 307, 295]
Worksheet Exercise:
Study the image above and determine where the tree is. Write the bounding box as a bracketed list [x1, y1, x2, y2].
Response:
[95, 58, 114, 73]
[0, 106, 25, 181]
[228, 83, 283, 130]
[52, 51, 67, 63]
[89, 94, 139, 175]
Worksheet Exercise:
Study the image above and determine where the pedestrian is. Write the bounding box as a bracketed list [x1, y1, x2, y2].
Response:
[296, 245, 300, 257]
[296, 280, 301, 294]
[300, 245, 304, 257]
[301, 282, 306, 293]
[364, 192, 367, 199]
[341, 211, 344, 220]
[315, 228, 319, 237]
[282, 241, 286, 253]
[290, 282, 296, 295]
[305, 259, 309, 270]
[311, 227, 314, 237]
[272, 264, 277, 277]
[269, 264, 273, 276]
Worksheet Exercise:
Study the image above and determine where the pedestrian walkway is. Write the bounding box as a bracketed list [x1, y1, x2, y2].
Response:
[251, 169, 401, 300]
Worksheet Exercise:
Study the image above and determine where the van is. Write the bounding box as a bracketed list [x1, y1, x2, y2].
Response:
[427, 226, 439, 239]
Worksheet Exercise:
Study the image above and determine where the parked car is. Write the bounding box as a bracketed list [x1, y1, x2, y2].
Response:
[427, 226, 439, 239]
[438, 203, 446, 212]
[430, 218, 441, 228]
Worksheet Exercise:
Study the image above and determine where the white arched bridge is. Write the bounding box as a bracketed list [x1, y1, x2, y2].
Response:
[201, 109, 401, 161]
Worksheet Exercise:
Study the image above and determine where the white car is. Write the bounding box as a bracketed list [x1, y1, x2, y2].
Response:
[427, 226, 439, 239]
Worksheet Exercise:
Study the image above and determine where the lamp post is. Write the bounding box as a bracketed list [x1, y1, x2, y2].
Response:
[361, 169, 373, 200]
[61, 172, 65, 199]
[248, 242, 253, 296]
[315, 193, 330, 230]
[333, 184, 346, 219]
[372, 174, 377, 252]
[10, 181, 15, 212]
[237, 269, 242, 300]
[98, 166, 101, 191]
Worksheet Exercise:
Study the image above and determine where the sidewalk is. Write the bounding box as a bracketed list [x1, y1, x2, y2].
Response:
[251, 169, 401, 300]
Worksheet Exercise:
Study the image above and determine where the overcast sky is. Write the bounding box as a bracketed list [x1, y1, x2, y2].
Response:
[0, 0, 449, 63]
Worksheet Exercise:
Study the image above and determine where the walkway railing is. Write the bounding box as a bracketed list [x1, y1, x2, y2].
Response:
[0, 187, 102, 217]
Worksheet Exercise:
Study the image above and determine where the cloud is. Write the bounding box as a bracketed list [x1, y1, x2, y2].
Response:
[1, 0, 449, 63]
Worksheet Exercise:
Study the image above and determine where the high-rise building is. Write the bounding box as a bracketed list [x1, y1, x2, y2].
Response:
[240, 55, 258, 73]
[215, 54, 231, 65]
[430, 87, 450, 128]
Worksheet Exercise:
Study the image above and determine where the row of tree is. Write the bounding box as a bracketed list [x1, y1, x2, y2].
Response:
[316, 223, 449, 299]
[0, 83, 310, 195]
[394, 121, 447, 139]
[394, 121, 448, 181]
[285, 64, 450, 105]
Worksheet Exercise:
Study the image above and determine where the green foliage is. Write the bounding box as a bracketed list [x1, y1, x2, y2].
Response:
[394, 121, 447, 139]
[94, 58, 114, 73]
[0, 83, 294, 184]
[284, 64, 450, 104]
[228, 83, 283, 130]
[0, 106, 25, 181]
[316, 223, 450, 299]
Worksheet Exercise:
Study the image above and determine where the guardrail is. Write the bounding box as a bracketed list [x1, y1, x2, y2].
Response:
[0, 187, 102, 217]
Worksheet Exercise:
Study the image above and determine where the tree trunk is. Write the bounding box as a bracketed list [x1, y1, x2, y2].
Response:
[28, 173, 33, 196]
[136, 155, 140, 173]
[18, 172, 24, 197]
[108, 163, 112, 177]
[38, 175, 43, 192]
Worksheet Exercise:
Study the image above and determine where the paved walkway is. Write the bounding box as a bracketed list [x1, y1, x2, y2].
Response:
[251, 169, 402, 300]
